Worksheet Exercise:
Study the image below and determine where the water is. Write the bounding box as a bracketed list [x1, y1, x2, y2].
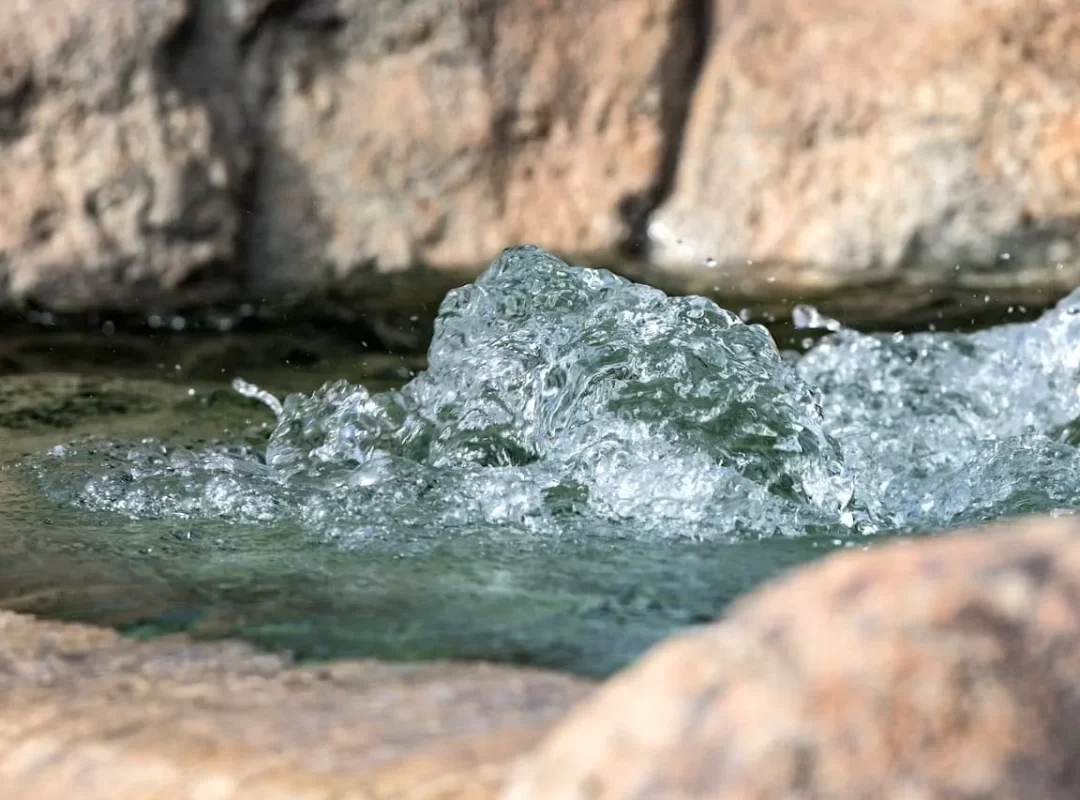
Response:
[9, 245, 1080, 676]
[796, 295, 1080, 531]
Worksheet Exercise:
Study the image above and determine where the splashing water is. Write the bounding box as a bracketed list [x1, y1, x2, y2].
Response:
[30, 246, 1080, 543]
[796, 292, 1080, 531]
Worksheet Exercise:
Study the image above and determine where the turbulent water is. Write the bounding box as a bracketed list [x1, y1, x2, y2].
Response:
[31, 245, 1080, 544]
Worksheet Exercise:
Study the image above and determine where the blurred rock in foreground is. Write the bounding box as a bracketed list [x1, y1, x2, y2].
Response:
[0, 610, 590, 800]
[8, 514, 1080, 797]
[2, 0, 1079, 343]
[504, 515, 1080, 799]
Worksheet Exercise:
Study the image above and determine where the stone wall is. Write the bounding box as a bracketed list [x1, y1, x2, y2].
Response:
[2, 0, 1078, 340]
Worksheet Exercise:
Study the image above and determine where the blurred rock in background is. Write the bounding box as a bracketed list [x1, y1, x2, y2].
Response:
[0, 0, 250, 311]
[644, 0, 1080, 317]
[1, 0, 1078, 346]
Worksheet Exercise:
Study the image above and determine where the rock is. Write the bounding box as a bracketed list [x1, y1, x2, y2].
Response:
[0, 611, 591, 799]
[504, 516, 1080, 798]
[645, 0, 1080, 315]
[247, 0, 701, 324]
[4, 0, 1080, 336]
[0, 0, 250, 312]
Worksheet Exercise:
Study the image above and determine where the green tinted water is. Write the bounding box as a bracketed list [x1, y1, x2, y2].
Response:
[0, 330, 846, 678]
[9, 235, 1076, 682]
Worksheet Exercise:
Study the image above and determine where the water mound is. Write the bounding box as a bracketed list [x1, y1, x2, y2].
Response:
[797, 294, 1080, 531]
[31, 246, 1080, 543]
[33, 246, 856, 541]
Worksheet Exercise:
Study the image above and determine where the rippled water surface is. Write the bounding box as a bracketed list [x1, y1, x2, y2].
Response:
[9, 245, 1080, 676]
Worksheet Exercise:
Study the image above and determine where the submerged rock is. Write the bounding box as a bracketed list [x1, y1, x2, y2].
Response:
[0, 611, 590, 799]
[504, 515, 1080, 799]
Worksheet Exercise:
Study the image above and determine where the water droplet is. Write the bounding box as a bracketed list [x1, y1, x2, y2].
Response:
[792, 305, 841, 332]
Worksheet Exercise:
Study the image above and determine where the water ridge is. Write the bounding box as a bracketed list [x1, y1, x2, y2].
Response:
[30, 246, 1080, 543]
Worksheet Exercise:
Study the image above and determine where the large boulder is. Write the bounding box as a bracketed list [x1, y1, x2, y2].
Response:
[0, 0, 251, 312]
[504, 516, 1080, 798]
[0, 0, 701, 342]
[645, 0, 1080, 317]
[0, 611, 590, 799]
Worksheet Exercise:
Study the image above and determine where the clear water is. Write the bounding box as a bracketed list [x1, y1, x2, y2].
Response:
[10, 245, 1080, 676]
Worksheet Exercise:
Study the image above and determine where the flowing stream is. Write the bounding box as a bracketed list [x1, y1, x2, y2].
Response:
[7, 245, 1080, 676]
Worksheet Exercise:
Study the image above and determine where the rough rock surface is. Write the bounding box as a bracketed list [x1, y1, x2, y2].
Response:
[504, 516, 1080, 799]
[3, 0, 1080, 335]
[647, 0, 1080, 310]
[247, 0, 700, 333]
[0, 611, 591, 799]
[0, 0, 251, 311]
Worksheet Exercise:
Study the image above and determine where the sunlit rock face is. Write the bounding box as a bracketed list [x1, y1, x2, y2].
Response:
[5, 1, 1080, 337]
[504, 517, 1080, 800]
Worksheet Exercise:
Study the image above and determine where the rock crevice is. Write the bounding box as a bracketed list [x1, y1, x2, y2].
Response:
[619, 0, 713, 259]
